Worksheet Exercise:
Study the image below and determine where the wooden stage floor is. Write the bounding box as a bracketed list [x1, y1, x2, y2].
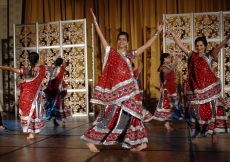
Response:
[0, 112, 230, 162]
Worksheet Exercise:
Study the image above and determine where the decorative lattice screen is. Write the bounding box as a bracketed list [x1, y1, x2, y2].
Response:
[13, 20, 89, 116]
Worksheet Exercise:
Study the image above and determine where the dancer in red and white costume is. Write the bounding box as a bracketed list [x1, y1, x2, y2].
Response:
[81, 8, 164, 152]
[165, 30, 230, 143]
[153, 53, 182, 131]
[44, 57, 71, 126]
[0, 52, 46, 139]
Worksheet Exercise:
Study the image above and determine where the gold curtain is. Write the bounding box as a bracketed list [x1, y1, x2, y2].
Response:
[23, 0, 230, 109]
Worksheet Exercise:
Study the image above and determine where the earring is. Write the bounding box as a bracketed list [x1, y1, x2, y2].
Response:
[126, 44, 128, 48]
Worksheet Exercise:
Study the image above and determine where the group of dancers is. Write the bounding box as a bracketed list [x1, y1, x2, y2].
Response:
[0, 8, 230, 153]
[0, 52, 71, 139]
[80, 8, 230, 152]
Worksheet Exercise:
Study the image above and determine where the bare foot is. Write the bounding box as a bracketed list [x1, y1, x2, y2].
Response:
[62, 121, 66, 125]
[191, 136, 197, 141]
[0, 125, 5, 130]
[191, 130, 199, 141]
[143, 116, 154, 123]
[212, 134, 218, 144]
[86, 142, 100, 153]
[130, 143, 147, 151]
[164, 122, 176, 131]
[170, 123, 178, 131]
[27, 133, 35, 140]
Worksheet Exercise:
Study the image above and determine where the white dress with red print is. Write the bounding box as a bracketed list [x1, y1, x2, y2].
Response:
[133, 68, 153, 122]
[185, 51, 230, 135]
[81, 46, 148, 149]
[44, 65, 71, 121]
[19, 65, 46, 133]
[153, 65, 182, 121]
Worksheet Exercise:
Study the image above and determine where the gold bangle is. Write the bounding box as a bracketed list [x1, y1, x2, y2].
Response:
[155, 30, 160, 36]
[93, 20, 98, 26]
[171, 33, 176, 37]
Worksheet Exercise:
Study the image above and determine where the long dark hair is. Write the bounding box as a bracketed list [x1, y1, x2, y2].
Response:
[132, 62, 135, 68]
[55, 57, 63, 66]
[157, 53, 170, 72]
[28, 52, 39, 77]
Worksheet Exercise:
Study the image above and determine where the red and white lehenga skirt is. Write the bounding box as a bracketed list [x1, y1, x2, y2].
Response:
[133, 68, 153, 122]
[44, 66, 71, 121]
[153, 65, 183, 121]
[19, 65, 46, 133]
[153, 88, 182, 121]
[81, 46, 148, 148]
[185, 51, 230, 135]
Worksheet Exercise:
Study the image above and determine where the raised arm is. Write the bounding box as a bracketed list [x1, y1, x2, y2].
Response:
[162, 55, 181, 74]
[136, 21, 164, 56]
[0, 65, 20, 74]
[165, 31, 189, 55]
[40, 52, 45, 65]
[212, 31, 230, 57]
[90, 8, 108, 50]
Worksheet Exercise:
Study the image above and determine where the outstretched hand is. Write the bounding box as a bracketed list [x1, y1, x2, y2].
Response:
[157, 20, 164, 31]
[56, 52, 60, 57]
[165, 30, 173, 38]
[176, 54, 181, 61]
[90, 8, 96, 21]
[175, 54, 181, 64]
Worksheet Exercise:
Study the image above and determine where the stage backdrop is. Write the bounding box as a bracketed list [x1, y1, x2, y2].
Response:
[20, 0, 230, 112]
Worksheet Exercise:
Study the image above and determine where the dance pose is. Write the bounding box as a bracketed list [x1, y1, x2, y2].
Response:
[153, 53, 182, 131]
[81, 8, 164, 152]
[132, 58, 153, 122]
[44, 57, 71, 126]
[0, 52, 46, 139]
[165, 30, 230, 143]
